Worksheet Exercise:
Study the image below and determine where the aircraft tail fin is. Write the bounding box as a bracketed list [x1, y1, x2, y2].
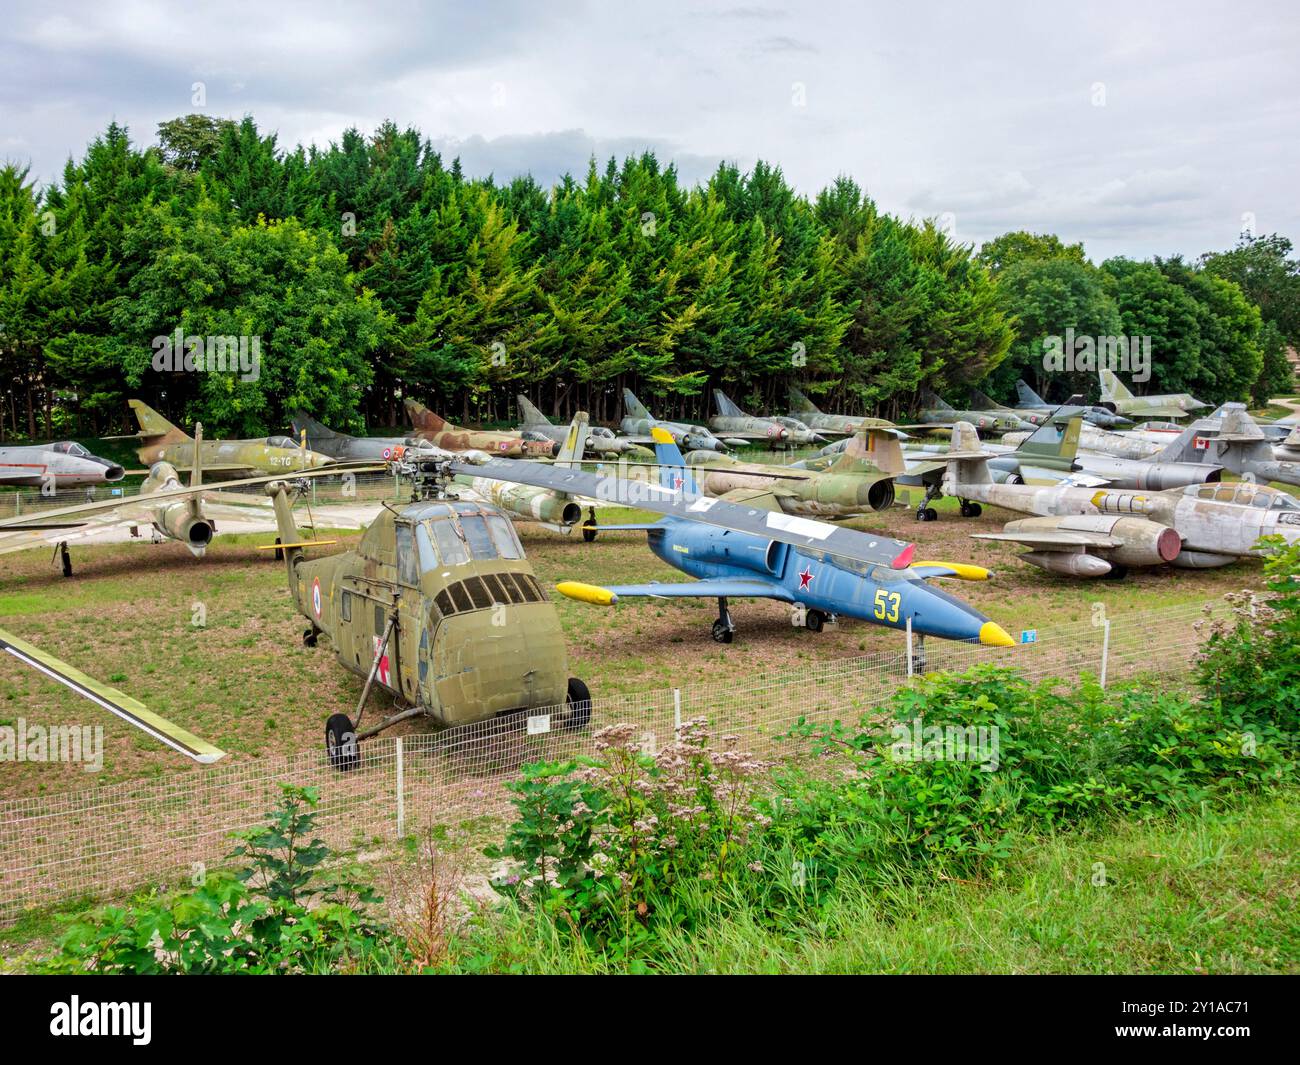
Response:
[404, 398, 450, 433]
[832, 427, 906, 476]
[942, 421, 994, 491]
[1099, 367, 1134, 401]
[1015, 414, 1082, 463]
[292, 411, 350, 446]
[1016, 379, 1047, 408]
[920, 388, 955, 413]
[128, 399, 190, 444]
[713, 389, 745, 418]
[650, 427, 699, 495]
[190, 423, 203, 491]
[969, 387, 1004, 411]
[1154, 421, 1212, 463]
[623, 388, 652, 421]
[555, 412, 589, 469]
[517, 394, 552, 428]
[788, 385, 820, 414]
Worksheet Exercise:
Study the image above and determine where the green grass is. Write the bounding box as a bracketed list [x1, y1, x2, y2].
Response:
[443, 792, 1299, 974]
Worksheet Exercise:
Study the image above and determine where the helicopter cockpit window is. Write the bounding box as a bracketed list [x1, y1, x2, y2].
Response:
[428, 518, 469, 566]
[486, 515, 522, 559]
[396, 524, 418, 586]
[459, 515, 497, 560]
[416, 525, 438, 571]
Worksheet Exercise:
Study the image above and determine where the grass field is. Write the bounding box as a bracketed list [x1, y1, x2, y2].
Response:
[0, 487, 1271, 795]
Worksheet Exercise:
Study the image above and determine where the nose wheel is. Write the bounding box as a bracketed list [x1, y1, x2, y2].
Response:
[914, 485, 941, 522]
[711, 597, 735, 643]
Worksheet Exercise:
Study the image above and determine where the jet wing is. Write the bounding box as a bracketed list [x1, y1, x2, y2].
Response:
[0, 628, 225, 763]
[557, 578, 793, 604]
[1131, 406, 1192, 420]
[456, 458, 915, 569]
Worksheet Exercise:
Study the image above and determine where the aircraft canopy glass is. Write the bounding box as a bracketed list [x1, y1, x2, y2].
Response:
[51, 441, 90, 456]
[410, 501, 525, 567]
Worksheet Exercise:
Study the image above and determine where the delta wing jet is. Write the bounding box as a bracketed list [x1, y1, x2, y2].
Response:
[710, 390, 822, 448]
[1098, 368, 1208, 420]
[620, 389, 734, 452]
[515, 395, 648, 456]
[404, 399, 557, 458]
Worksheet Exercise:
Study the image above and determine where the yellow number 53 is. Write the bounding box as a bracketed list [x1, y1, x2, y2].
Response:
[873, 589, 900, 623]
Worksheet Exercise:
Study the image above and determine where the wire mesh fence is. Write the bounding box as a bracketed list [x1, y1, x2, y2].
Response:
[0, 596, 1232, 924]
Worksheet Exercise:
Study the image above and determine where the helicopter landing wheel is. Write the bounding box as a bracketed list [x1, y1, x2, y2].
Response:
[805, 609, 826, 633]
[303, 626, 319, 647]
[959, 501, 982, 518]
[325, 713, 359, 771]
[711, 619, 735, 644]
[565, 677, 592, 730]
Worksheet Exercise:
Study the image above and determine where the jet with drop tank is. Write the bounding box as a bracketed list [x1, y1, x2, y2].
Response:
[514, 394, 649, 457]
[120, 399, 335, 477]
[291, 411, 479, 465]
[710, 389, 823, 448]
[939, 418, 1300, 578]
[470, 427, 1014, 647]
[620, 389, 735, 452]
[0, 441, 125, 488]
[1013, 380, 1132, 429]
[1098, 368, 1208, 420]
[404, 399, 557, 458]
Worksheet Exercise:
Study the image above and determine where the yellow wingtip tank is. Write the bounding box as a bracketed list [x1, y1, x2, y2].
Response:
[556, 580, 618, 606]
[911, 561, 993, 581]
[0, 628, 226, 764]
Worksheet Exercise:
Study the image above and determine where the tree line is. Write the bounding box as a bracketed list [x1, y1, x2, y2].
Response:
[0, 114, 1296, 441]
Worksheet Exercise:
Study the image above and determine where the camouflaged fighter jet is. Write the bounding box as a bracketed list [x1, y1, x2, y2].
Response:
[1014, 380, 1133, 429]
[0, 424, 365, 575]
[291, 412, 482, 465]
[786, 386, 898, 437]
[1159, 404, 1300, 488]
[710, 389, 823, 448]
[404, 399, 557, 458]
[456, 412, 603, 539]
[969, 387, 1047, 427]
[121, 399, 335, 477]
[0, 441, 124, 487]
[680, 426, 905, 517]
[0, 627, 225, 763]
[263, 454, 593, 766]
[620, 389, 736, 452]
[915, 389, 1034, 434]
[941, 419, 1300, 578]
[1098, 367, 1208, 420]
[491, 428, 1014, 647]
[515, 395, 649, 457]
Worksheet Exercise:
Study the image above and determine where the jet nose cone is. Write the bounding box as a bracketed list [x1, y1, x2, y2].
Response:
[979, 621, 1015, 647]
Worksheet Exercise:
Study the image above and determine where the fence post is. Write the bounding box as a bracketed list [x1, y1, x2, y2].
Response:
[673, 688, 682, 738]
[906, 616, 914, 677]
[1099, 618, 1111, 689]
[395, 737, 405, 838]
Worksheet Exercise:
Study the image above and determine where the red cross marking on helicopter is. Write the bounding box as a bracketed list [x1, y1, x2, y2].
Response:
[798, 566, 815, 590]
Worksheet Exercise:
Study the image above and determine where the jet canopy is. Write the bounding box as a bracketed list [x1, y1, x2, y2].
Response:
[1185, 482, 1300, 509]
[50, 441, 91, 456]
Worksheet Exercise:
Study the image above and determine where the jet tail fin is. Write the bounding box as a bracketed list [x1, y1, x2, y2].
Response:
[555, 412, 589, 469]
[128, 399, 190, 445]
[404, 399, 449, 433]
[517, 394, 552, 428]
[622, 388, 652, 421]
[292, 411, 350, 445]
[1016, 379, 1047, 408]
[1153, 421, 1211, 463]
[942, 421, 994, 490]
[920, 388, 955, 413]
[831, 427, 906, 477]
[650, 427, 699, 495]
[788, 385, 820, 414]
[713, 389, 745, 418]
[969, 387, 1004, 411]
[1099, 367, 1134, 401]
[1015, 414, 1082, 462]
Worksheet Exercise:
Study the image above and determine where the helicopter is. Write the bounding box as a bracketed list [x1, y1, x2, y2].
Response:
[263, 456, 592, 769]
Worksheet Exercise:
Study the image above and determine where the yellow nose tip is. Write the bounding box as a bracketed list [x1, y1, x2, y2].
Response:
[979, 621, 1015, 647]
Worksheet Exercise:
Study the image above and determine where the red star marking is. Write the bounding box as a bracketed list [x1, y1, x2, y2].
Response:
[672, 475, 684, 490]
[798, 566, 815, 590]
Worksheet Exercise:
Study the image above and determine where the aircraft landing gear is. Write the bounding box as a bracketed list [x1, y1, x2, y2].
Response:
[325, 713, 359, 771]
[303, 624, 320, 647]
[959, 500, 983, 518]
[711, 596, 735, 644]
[565, 677, 592, 730]
[582, 507, 598, 543]
[1102, 564, 1129, 581]
[805, 608, 827, 633]
[52, 541, 72, 577]
[915, 484, 940, 522]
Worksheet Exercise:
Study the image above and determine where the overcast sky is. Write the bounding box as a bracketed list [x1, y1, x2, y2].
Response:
[2, 0, 1297, 262]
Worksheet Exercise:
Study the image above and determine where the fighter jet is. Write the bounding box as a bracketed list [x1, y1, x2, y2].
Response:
[468, 428, 1013, 645]
[620, 389, 735, 452]
[970, 387, 1048, 427]
[0, 424, 361, 575]
[1013, 381, 1132, 429]
[786, 386, 897, 437]
[941, 419, 1300, 578]
[0, 441, 125, 487]
[1158, 404, 1300, 488]
[122, 399, 334, 478]
[291, 412, 478, 465]
[916, 390, 1035, 434]
[404, 399, 557, 458]
[1098, 368, 1208, 420]
[679, 426, 905, 517]
[710, 390, 823, 448]
[514, 395, 648, 457]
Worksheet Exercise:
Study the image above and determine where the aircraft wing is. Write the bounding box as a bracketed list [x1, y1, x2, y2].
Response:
[1131, 406, 1192, 419]
[971, 529, 1124, 549]
[0, 628, 225, 763]
[456, 457, 915, 569]
[557, 577, 793, 604]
